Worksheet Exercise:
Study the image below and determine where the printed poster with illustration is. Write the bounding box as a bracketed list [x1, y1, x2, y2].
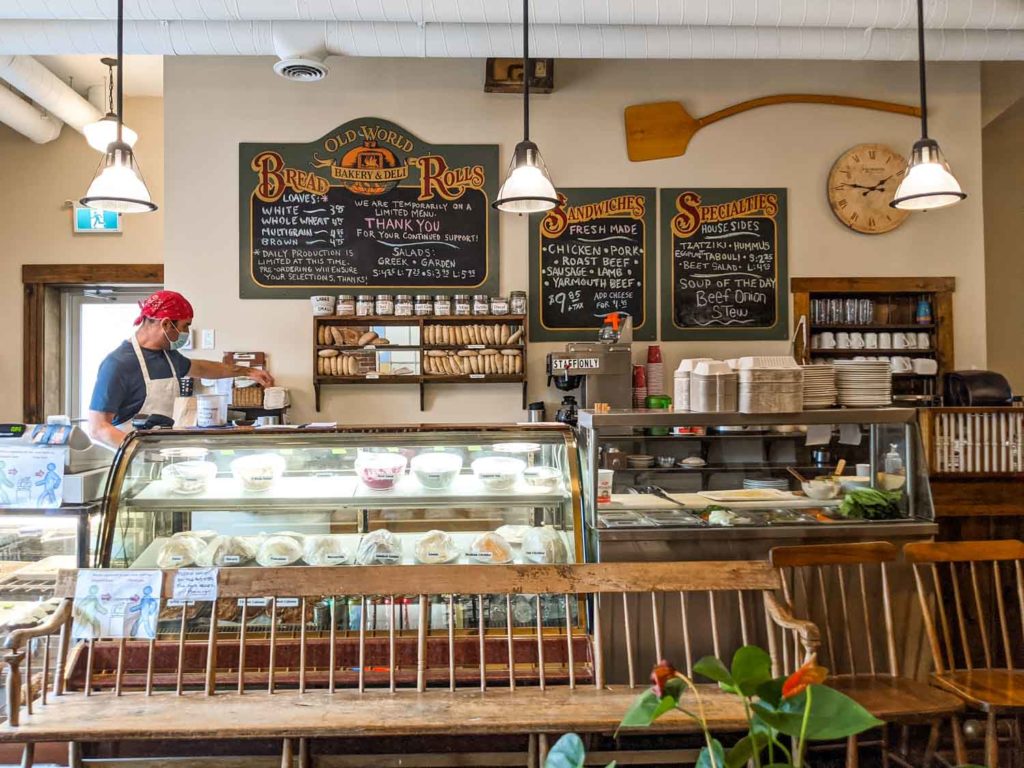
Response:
[0, 446, 65, 509]
[72, 570, 163, 640]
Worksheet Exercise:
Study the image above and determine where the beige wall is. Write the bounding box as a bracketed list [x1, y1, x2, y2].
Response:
[166, 56, 986, 424]
[982, 96, 1024, 391]
[0, 97, 164, 422]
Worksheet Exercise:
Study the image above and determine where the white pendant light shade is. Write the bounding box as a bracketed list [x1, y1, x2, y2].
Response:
[80, 141, 157, 213]
[890, 139, 965, 211]
[84, 113, 138, 152]
[494, 140, 558, 214]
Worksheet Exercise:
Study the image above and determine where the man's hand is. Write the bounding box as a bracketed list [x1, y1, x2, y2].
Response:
[188, 359, 274, 386]
[246, 368, 275, 387]
[87, 411, 127, 449]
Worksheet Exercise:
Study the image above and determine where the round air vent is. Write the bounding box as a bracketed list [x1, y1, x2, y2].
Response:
[273, 58, 328, 82]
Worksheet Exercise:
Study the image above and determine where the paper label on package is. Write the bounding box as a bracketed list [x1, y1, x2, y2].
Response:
[324, 553, 348, 563]
[470, 374, 485, 379]
[72, 569, 162, 640]
[222, 555, 241, 564]
[0, 445, 65, 509]
[276, 598, 299, 608]
[166, 599, 197, 608]
[172, 568, 219, 602]
[376, 553, 401, 563]
[237, 597, 268, 607]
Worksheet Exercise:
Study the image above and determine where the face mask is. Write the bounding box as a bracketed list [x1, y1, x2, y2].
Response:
[162, 323, 189, 351]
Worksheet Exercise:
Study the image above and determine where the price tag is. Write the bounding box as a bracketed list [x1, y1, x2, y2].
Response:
[376, 553, 401, 564]
[222, 555, 241, 565]
[364, 345, 376, 350]
[470, 374, 485, 379]
[331, 448, 348, 455]
[166, 599, 196, 608]
[468, 344, 484, 349]
[237, 597, 268, 607]
[277, 597, 300, 608]
[366, 373, 380, 380]
[172, 568, 219, 602]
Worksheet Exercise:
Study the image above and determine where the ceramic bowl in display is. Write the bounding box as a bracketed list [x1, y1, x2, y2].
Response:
[626, 454, 655, 468]
[878, 472, 907, 491]
[522, 466, 561, 489]
[161, 461, 217, 495]
[655, 456, 675, 468]
[410, 452, 463, 490]
[471, 457, 526, 491]
[801, 478, 840, 500]
[839, 476, 871, 492]
[230, 454, 286, 492]
[678, 456, 706, 468]
[355, 452, 408, 491]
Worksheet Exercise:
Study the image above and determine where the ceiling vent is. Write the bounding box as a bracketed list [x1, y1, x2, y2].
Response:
[273, 57, 328, 82]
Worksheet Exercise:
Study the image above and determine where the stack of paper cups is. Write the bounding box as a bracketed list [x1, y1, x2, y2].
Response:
[646, 345, 665, 396]
[632, 364, 648, 409]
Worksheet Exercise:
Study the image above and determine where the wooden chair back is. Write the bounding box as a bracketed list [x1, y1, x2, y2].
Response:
[3, 562, 816, 726]
[770, 542, 900, 677]
[904, 540, 1024, 674]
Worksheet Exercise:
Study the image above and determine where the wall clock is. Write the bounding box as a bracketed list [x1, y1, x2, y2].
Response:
[827, 143, 910, 234]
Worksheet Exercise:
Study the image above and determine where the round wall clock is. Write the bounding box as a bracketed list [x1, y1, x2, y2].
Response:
[827, 143, 910, 234]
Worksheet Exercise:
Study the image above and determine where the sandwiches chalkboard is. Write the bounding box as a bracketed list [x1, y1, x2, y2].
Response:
[239, 118, 498, 298]
[660, 188, 788, 341]
[528, 188, 656, 341]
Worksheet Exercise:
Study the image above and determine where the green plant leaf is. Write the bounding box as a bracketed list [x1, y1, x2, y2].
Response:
[544, 733, 586, 768]
[752, 684, 883, 740]
[755, 677, 785, 708]
[696, 739, 726, 768]
[618, 689, 678, 729]
[730, 646, 773, 696]
[725, 731, 770, 768]
[663, 675, 686, 701]
[694, 656, 735, 687]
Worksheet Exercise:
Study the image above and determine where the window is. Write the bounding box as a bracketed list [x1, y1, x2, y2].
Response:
[62, 288, 158, 420]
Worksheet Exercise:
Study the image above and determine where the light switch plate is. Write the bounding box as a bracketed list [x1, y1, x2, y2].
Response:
[201, 329, 216, 350]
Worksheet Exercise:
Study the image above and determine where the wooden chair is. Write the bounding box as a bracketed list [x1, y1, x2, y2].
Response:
[905, 539, 1024, 768]
[771, 541, 965, 768]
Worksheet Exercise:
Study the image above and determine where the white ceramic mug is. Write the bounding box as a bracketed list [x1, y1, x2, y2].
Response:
[811, 334, 821, 350]
[893, 332, 909, 349]
[892, 356, 912, 373]
[904, 333, 918, 349]
[597, 469, 614, 503]
[913, 358, 939, 375]
[836, 332, 851, 349]
[917, 332, 930, 348]
[820, 332, 837, 349]
[864, 333, 878, 349]
[878, 332, 892, 349]
[850, 332, 865, 349]
[855, 463, 870, 477]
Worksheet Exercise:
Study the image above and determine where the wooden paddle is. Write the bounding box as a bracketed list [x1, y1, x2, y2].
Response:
[624, 94, 922, 162]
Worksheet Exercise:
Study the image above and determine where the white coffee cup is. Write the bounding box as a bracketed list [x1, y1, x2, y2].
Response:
[811, 334, 821, 350]
[597, 469, 614, 503]
[893, 333, 909, 349]
[855, 463, 870, 477]
[310, 295, 336, 316]
[878, 332, 892, 349]
[917, 332, 930, 349]
[820, 332, 837, 349]
[850, 332, 865, 349]
[904, 333, 917, 349]
[891, 356, 912, 373]
[913, 358, 939, 375]
[836, 332, 851, 349]
[864, 333, 878, 349]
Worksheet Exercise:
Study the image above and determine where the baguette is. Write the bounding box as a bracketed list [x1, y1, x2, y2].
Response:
[500, 349, 519, 356]
[329, 327, 345, 345]
[457, 349, 476, 358]
[357, 331, 379, 347]
[508, 328, 523, 345]
[318, 349, 340, 358]
[514, 355, 523, 374]
[426, 350, 447, 357]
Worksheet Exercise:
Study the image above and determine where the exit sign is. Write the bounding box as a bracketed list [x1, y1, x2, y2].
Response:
[73, 206, 122, 233]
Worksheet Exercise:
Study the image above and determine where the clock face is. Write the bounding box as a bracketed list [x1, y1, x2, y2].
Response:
[827, 143, 910, 234]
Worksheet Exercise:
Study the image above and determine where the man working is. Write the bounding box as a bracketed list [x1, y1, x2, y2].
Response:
[87, 290, 274, 448]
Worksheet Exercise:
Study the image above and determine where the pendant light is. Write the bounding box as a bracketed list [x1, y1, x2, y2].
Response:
[80, 0, 157, 214]
[492, 0, 558, 214]
[890, 0, 966, 211]
[83, 57, 138, 152]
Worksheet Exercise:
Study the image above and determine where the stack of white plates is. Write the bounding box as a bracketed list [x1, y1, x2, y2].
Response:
[801, 364, 837, 408]
[835, 361, 893, 407]
[742, 478, 790, 491]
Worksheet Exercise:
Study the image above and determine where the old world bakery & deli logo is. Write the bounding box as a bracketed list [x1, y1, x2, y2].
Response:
[251, 122, 485, 204]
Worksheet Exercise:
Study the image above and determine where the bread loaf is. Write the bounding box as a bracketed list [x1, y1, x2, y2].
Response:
[330, 326, 345, 345]
[318, 349, 339, 358]
[508, 329, 523, 344]
[357, 331, 378, 347]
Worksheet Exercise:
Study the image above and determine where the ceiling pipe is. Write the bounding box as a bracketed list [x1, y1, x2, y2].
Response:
[0, 55, 101, 131]
[0, 20, 1022, 59]
[0, 83, 62, 142]
[1, 0, 1021, 31]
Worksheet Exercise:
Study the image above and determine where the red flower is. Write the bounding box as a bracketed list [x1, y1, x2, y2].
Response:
[782, 657, 828, 699]
[650, 660, 678, 698]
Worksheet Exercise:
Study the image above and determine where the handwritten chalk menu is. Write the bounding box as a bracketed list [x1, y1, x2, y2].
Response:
[528, 188, 656, 341]
[660, 188, 788, 341]
[239, 118, 498, 298]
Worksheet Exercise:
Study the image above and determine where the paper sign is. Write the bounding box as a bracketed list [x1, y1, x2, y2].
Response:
[172, 568, 219, 602]
[838, 423, 863, 446]
[72, 569, 162, 640]
[804, 425, 833, 447]
[0, 446, 65, 509]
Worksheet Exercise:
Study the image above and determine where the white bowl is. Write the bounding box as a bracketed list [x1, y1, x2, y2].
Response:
[410, 452, 463, 490]
[522, 466, 561, 489]
[472, 456, 526, 491]
[230, 454, 286, 492]
[161, 461, 217, 495]
[355, 452, 408, 491]
[802, 478, 840, 500]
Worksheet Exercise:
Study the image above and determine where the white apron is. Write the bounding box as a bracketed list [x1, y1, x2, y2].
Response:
[118, 335, 181, 431]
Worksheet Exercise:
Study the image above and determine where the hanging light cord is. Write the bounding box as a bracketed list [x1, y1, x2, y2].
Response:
[522, 0, 529, 142]
[916, 0, 928, 139]
[116, 0, 124, 145]
[106, 62, 114, 114]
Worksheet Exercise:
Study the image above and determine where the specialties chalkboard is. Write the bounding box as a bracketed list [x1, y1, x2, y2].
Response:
[660, 188, 788, 341]
[528, 188, 656, 341]
[239, 118, 498, 298]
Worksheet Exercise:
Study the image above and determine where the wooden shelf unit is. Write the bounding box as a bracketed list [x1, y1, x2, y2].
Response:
[313, 315, 528, 411]
[792, 277, 954, 401]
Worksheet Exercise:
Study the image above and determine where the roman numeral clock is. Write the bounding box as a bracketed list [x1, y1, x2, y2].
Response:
[827, 143, 910, 234]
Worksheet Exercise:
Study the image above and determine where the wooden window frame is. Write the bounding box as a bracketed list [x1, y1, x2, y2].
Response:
[22, 264, 163, 423]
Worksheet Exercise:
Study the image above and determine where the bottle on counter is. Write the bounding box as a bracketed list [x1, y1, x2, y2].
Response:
[375, 294, 395, 316]
[356, 295, 375, 317]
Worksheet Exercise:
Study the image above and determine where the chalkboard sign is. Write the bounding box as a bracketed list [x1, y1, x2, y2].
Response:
[239, 118, 498, 298]
[660, 188, 788, 341]
[528, 188, 656, 341]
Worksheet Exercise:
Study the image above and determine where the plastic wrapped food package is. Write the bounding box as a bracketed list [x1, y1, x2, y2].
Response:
[160, 461, 217, 495]
[414, 530, 459, 564]
[467, 531, 513, 564]
[494, 524, 528, 544]
[172, 530, 218, 542]
[256, 535, 304, 567]
[521, 525, 569, 564]
[157, 536, 204, 568]
[196, 535, 255, 567]
[355, 529, 402, 565]
[230, 453, 286, 492]
[302, 535, 349, 566]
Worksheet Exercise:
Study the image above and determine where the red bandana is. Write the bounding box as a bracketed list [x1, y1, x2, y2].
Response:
[134, 290, 194, 326]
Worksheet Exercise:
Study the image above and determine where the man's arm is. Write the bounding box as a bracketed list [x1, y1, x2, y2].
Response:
[187, 359, 274, 387]
[88, 410, 127, 449]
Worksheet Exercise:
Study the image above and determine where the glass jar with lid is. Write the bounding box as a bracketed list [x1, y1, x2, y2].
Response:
[336, 295, 356, 316]
[394, 295, 414, 317]
[375, 294, 395, 316]
[490, 296, 509, 316]
[453, 294, 472, 316]
[434, 295, 452, 316]
[510, 290, 527, 316]
[473, 295, 490, 315]
[356, 295, 375, 317]
[414, 295, 433, 316]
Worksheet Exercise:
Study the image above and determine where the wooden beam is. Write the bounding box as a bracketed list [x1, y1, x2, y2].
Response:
[22, 264, 163, 285]
[790, 276, 955, 294]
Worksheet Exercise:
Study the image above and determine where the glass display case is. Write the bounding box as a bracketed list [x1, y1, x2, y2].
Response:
[577, 408, 937, 562]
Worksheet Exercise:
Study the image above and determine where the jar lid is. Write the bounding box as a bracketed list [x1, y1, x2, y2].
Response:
[376, 294, 393, 299]
[357, 294, 374, 300]
[395, 294, 413, 300]
[474, 294, 489, 300]
[337, 294, 354, 299]
[415, 294, 432, 300]
[510, 290, 527, 296]
[454, 294, 470, 300]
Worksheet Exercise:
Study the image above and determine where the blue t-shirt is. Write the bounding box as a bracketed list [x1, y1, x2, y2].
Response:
[89, 340, 192, 425]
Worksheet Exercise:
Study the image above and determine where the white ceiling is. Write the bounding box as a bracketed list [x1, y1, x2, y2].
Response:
[34, 54, 163, 97]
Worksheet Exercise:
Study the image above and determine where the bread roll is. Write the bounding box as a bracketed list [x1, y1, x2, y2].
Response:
[318, 349, 339, 358]
[330, 327, 345, 345]
[508, 329, 523, 344]
[357, 331, 378, 347]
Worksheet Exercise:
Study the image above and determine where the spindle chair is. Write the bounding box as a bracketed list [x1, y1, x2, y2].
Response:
[1, 562, 817, 768]
[771, 541, 964, 768]
[904, 540, 1024, 768]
